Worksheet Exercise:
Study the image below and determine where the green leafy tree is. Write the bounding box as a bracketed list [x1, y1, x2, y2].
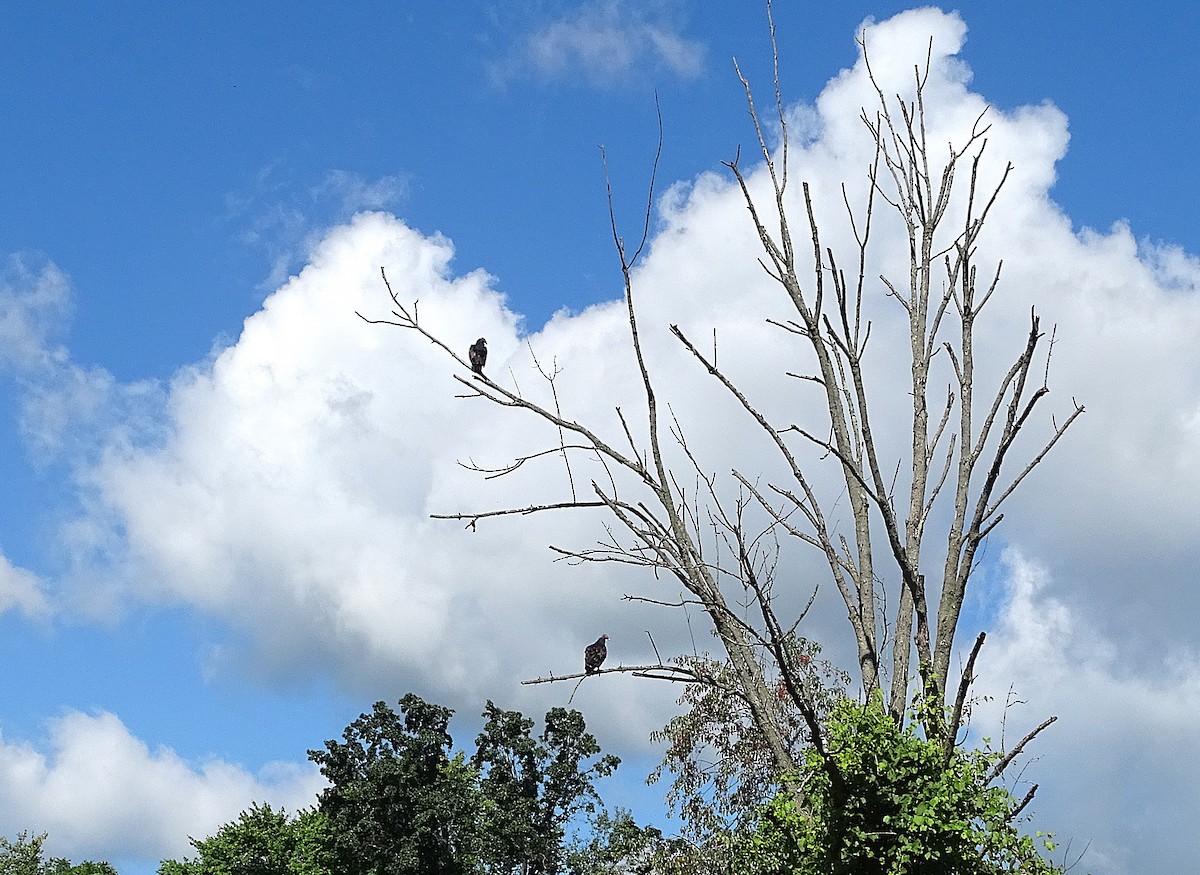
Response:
[737, 695, 1061, 875]
[307, 695, 481, 875]
[643, 639, 849, 874]
[0, 834, 46, 875]
[46, 865, 116, 875]
[307, 694, 624, 875]
[562, 811, 664, 875]
[472, 703, 619, 875]
[156, 804, 333, 875]
[0, 832, 117, 875]
[649, 639, 848, 846]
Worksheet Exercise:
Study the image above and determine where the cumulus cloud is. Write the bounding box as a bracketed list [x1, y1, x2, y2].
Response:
[4, 7, 1198, 871]
[63, 214, 674, 738]
[973, 551, 1200, 874]
[491, 0, 705, 86]
[86, 216, 526, 688]
[0, 709, 323, 864]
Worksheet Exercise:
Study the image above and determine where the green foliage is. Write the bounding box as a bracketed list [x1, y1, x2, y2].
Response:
[307, 694, 622, 875]
[46, 865, 116, 875]
[0, 834, 47, 875]
[0, 832, 117, 875]
[307, 695, 479, 875]
[473, 703, 620, 875]
[562, 810, 663, 875]
[649, 640, 848, 845]
[737, 696, 1062, 875]
[156, 804, 333, 875]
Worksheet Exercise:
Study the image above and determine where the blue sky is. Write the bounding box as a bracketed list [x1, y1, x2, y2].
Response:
[1, 3, 1199, 873]
[4, 2, 1198, 373]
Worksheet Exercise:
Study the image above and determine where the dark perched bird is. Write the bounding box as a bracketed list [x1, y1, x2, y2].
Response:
[469, 337, 488, 374]
[584, 634, 609, 674]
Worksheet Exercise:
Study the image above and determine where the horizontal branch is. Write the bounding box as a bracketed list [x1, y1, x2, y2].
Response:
[461, 444, 605, 479]
[551, 547, 667, 568]
[520, 663, 709, 685]
[623, 592, 702, 608]
[431, 500, 612, 530]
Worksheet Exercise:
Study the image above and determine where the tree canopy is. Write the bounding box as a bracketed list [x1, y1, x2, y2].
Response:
[302, 694, 622, 875]
[157, 804, 333, 875]
[0, 833, 116, 875]
[737, 695, 1060, 874]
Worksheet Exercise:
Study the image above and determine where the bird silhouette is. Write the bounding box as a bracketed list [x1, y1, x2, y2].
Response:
[469, 337, 488, 374]
[584, 634, 609, 674]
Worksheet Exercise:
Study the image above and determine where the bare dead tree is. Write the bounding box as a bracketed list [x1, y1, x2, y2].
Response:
[359, 5, 1081, 804]
[696, 22, 1084, 749]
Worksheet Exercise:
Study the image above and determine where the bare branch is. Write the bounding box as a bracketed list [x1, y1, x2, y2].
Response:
[521, 662, 715, 686]
[987, 715, 1058, 785]
[528, 344, 578, 500]
[431, 500, 612, 526]
[460, 444, 603, 480]
[646, 630, 665, 666]
[945, 631, 985, 759]
[1008, 783, 1038, 822]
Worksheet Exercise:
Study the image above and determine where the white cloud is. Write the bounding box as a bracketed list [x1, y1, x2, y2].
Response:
[0, 553, 50, 620]
[493, 1, 705, 86]
[3, 6, 1198, 870]
[0, 710, 323, 864]
[973, 550, 1200, 875]
[0, 255, 72, 374]
[312, 170, 410, 217]
[84, 215, 523, 683]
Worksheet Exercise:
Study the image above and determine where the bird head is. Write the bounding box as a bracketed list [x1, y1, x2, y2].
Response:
[477, 337, 487, 346]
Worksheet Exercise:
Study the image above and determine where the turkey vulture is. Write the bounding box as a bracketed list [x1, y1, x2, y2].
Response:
[584, 634, 609, 674]
[469, 337, 488, 374]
